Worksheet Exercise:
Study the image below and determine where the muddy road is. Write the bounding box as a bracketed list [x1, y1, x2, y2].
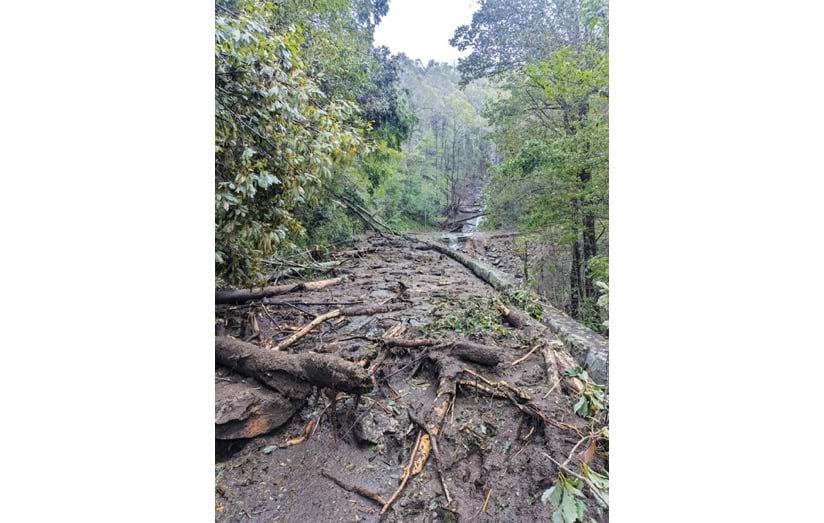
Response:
[215, 234, 609, 522]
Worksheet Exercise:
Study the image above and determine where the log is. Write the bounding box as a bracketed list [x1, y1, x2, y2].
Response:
[215, 375, 304, 440]
[451, 341, 501, 366]
[420, 239, 513, 292]
[215, 336, 373, 395]
[381, 338, 436, 348]
[340, 302, 409, 316]
[422, 239, 609, 384]
[380, 338, 499, 366]
[215, 277, 343, 304]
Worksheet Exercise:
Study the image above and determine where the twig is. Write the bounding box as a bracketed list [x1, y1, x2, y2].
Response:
[562, 434, 591, 468]
[511, 343, 542, 366]
[481, 488, 493, 513]
[507, 426, 536, 463]
[273, 309, 342, 351]
[543, 377, 563, 398]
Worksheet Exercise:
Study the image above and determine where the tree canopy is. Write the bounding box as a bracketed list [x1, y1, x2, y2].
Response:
[214, 0, 610, 330]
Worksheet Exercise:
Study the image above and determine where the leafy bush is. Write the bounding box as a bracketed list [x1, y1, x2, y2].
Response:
[215, 1, 364, 286]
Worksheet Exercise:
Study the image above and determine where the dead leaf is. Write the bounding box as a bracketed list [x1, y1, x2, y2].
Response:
[582, 439, 596, 465]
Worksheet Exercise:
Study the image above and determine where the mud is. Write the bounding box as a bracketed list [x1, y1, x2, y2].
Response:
[215, 235, 608, 522]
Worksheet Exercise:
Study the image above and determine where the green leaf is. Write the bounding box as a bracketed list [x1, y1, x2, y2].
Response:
[541, 487, 555, 505]
[574, 396, 588, 416]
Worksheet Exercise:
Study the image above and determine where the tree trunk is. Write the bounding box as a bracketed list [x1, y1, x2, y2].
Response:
[215, 277, 343, 304]
[579, 168, 597, 300]
[215, 336, 373, 396]
[569, 239, 581, 317]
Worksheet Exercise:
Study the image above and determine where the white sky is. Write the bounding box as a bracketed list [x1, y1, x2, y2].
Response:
[374, 0, 479, 64]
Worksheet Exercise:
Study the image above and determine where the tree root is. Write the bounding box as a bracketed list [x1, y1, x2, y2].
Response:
[511, 343, 542, 366]
[499, 304, 586, 394]
[460, 367, 530, 400]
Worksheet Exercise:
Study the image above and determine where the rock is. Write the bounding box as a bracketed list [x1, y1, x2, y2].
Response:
[353, 410, 400, 445]
[215, 376, 305, 440]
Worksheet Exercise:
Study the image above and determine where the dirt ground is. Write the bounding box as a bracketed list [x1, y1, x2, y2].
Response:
[215, 235, 608, 522]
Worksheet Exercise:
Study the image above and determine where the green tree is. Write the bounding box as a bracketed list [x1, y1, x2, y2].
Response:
[450, 0, 606, 84]
[458, 0, 608, 326]
[215, 0, 420, 286]
[216, 1, 370, 286]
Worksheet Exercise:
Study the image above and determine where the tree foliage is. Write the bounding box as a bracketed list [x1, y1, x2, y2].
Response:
[456, 0, 609, 327]
[215, 0, 411, 286]
[451, 0, 606, 84]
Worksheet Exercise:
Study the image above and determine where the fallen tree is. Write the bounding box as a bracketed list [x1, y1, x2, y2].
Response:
[215, 336, 373, 396]
[215, 277, 343, 304]
[418, 239, 608, 384]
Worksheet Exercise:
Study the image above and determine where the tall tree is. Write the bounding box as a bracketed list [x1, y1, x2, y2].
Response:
[215, 0, 411, 286]
[450, 0, 603, 84]
[458, 0, 609, 325]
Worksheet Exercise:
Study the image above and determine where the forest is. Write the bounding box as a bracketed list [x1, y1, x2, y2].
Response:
[216, 1, 609, 521]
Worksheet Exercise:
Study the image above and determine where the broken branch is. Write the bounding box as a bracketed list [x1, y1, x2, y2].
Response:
[215, 277, 343, 304]
[273, 309, 342, 351]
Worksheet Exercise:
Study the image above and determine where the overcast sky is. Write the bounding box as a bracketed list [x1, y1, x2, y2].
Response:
[374, 0, 479, 64]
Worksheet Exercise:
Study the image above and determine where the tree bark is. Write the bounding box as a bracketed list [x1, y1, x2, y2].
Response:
[215, 277, 343, 304]
[579, 168, 597, 300]
[215, 336, 373, 396]
[451, 341, 502, 366]
[569, 239, 581, 317]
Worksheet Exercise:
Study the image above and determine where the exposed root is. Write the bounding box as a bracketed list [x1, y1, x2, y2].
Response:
[460, 368, 530, 401]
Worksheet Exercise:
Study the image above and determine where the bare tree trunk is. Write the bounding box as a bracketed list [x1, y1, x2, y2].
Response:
[569, 239, 581, 317]
[582, 211, 597, 298]
[579, 168, 597, 300]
